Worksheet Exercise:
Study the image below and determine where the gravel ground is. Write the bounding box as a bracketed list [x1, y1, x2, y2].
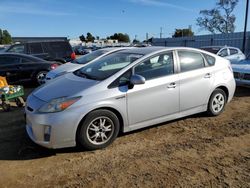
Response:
[0, 86, 249, 187]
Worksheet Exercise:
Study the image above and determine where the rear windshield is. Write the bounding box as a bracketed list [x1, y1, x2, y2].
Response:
[72, 49, 108, 64]
[201, 47, 220, 54]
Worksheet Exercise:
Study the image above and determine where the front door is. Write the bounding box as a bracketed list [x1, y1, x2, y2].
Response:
[127, 51, 179, 126]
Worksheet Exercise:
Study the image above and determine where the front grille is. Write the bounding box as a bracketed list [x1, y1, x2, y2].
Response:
[233, 72, 239, 79]
[244, 73, 250, 80]
[234, 72, 250, 81]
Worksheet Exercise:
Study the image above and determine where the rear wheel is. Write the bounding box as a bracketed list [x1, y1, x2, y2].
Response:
[207, 89, 227, 116]
[36, 71, 48, 85]
[78, 110, 120, 150]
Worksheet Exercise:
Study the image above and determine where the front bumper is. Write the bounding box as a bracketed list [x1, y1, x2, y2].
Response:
[25, 94, 85, 149]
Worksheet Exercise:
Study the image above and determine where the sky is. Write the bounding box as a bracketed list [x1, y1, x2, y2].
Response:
[0, 0, 249, 41]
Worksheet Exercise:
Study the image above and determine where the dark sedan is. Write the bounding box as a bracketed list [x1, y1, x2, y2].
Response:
[0, 53, 60, 85]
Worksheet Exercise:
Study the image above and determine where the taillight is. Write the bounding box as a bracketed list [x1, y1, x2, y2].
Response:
[51, 63, 59, 70]
[71, 52, 76, 60]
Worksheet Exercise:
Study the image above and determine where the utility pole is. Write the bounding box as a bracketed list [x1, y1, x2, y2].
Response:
[160, 27, 163, 38]
[146, 33, 149, 44]
[242, 0, 249, 54]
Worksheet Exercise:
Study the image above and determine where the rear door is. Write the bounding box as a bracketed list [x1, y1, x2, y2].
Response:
[127, 51, 180, 126]
[27, 42, 48, 59]
[177, 50, 214, 112]
[0, 56, 21, 83]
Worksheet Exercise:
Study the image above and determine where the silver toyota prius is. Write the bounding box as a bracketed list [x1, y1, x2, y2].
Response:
[25, 47, 236, 150]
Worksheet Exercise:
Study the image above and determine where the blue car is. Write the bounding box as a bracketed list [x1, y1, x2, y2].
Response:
[232, 54, 250, 87]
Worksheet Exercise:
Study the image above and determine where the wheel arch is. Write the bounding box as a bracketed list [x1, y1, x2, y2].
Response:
[75, 106, 125, 144]
[209, 85, 229, 104]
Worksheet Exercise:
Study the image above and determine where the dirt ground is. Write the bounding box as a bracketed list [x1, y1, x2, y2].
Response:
[0, 86, 249, 187]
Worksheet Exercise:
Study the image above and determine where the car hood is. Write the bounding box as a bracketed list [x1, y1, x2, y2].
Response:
[33, 73, 99, 102]
[49, 62, 84, 76]
[232, 60, 250, 73]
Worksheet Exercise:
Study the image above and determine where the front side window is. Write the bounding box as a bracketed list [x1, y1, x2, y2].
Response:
[74, 52, 142, 80]
[178, 51, 205, 72]
[134, 52, 174, 80]
[218, 49, 228, 57]
[8, 45, 25, 53]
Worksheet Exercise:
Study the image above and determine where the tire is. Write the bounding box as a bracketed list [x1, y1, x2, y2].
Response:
[36, 71, 48, 85]
[78, 110, 120, 150]
[2, 101, 11, 112]
[15, 97, 24, 107]
[207, 89, 227, 116]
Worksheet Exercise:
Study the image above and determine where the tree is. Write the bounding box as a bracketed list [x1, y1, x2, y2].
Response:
[172, 28, 194, 38]
[196, 0, 239, 34]
[86, 32, 95, 42]
[79, 34, 86, 42]
[0, 29, 12, 44]
[107, 33, 130, 42]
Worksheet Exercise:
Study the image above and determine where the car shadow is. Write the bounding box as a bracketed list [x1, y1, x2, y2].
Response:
[0, 86, 248, 161]
[234, 86, 250, 97]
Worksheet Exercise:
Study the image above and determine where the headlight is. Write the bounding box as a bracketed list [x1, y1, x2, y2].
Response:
[38, 96, 81, 113]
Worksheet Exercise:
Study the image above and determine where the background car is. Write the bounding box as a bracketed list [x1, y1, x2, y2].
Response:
[45, 47, 134, 82]
[232, 53, 250, 87]
[6, 41, 75, 63]
[201, 46, 246, 63]
[25, 47, 235, 150]
[73, 46, 92, 55]
[0, 53, 60, 85]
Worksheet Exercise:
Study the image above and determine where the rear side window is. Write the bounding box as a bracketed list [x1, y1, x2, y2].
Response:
[178, 51, 205, 72]
[8, 45, 25, 53]
[29, 43, 43, 54]
[48, 41, 72, 53]
[0, 56, 20, 65]
[203, 53, 216, 66]
[229, 48, 238, 55]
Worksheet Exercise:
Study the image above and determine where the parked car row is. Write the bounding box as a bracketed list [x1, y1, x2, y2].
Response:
[0, 53, 60, 85]
[25, 46, 236, 150]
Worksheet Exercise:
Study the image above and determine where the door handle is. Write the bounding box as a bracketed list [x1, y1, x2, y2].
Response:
[204, 73, 211, 78]
[167, 82, 176, 88]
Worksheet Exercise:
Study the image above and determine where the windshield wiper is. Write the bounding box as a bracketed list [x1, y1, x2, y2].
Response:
[75, 70, 99, 80]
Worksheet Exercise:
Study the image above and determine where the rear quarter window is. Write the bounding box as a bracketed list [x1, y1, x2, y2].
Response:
[203, 53, 216, 66]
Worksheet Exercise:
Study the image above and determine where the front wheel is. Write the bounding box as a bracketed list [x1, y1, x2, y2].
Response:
[207, 89, 227, 116]
[77, 110, 120, 150]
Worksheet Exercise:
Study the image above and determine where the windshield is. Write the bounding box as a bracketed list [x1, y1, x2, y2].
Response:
[72, 49, 108, 64]
[74, 52, 143, 81]
[201, 47, 220, 54]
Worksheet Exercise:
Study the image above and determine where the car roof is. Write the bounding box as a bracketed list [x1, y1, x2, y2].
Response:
[201, 46, 239, 49]
[118, 46, 168, 55]
[0, 53, 46, 61]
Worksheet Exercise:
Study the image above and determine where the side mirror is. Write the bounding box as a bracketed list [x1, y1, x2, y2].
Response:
[130, 74, 145, 85]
